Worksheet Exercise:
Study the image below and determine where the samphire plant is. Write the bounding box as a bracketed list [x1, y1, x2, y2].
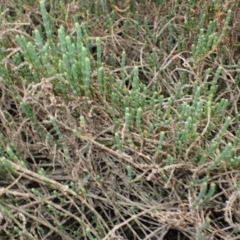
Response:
[1, 0, 240, 239]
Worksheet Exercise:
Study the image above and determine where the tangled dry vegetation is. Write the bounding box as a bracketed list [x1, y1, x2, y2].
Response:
[1, 0, 240, 239]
